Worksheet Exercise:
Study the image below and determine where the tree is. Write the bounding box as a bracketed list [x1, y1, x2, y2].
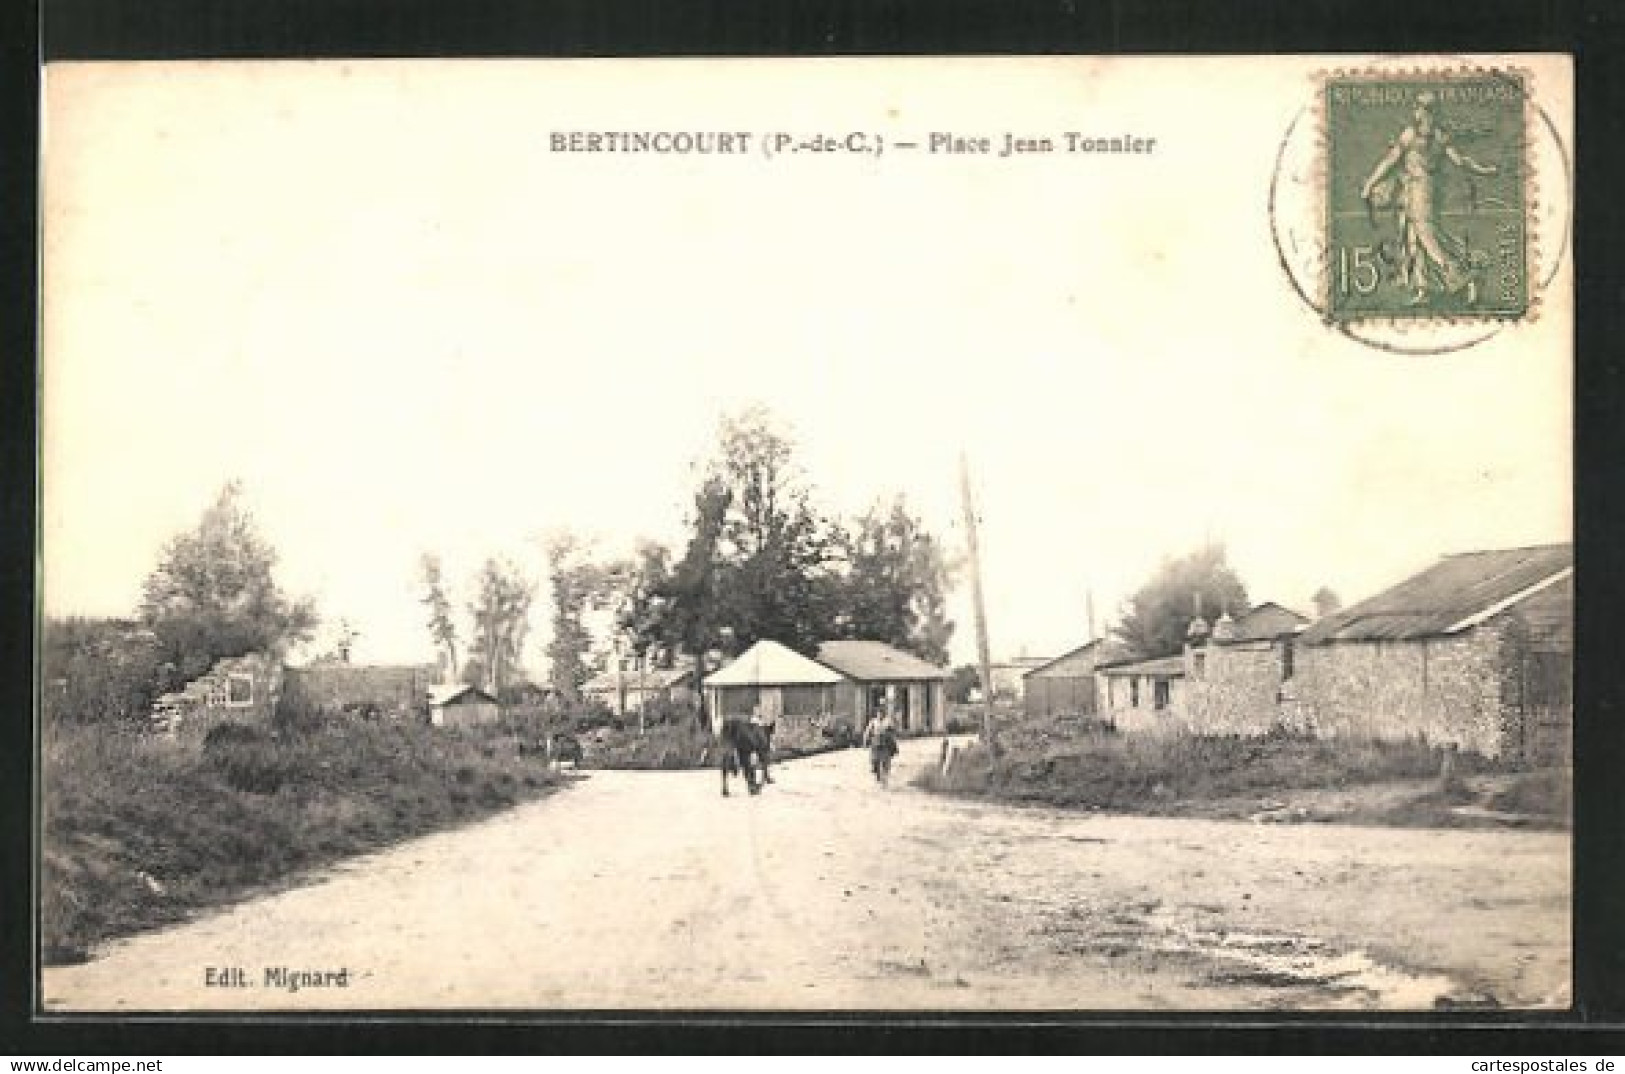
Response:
[467, 557, 534, 694]
[544, 531, 618, 699]
[1312, 585, 1343, 619]
[1114, 543, 1250, 659]
[831, 496, 956, 664]
[139, 481, 317, 680]
[41, 617, 164, 723]
[947, 664, 981, 705]
[419, 553, 460, 679]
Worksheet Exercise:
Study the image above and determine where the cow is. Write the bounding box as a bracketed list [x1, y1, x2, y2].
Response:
[545, 732, 585, 770]
[717, 716, 772, 797]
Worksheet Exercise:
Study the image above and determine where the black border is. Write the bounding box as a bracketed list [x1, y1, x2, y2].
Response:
[11, 0, 1625, 1055]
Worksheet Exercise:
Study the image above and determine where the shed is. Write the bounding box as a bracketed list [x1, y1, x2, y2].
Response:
[1022, 639, 1108, 719]
[428, 683, 501, 729]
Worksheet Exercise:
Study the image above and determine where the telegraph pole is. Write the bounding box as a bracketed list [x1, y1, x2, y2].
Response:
[959, 452, 995, 745]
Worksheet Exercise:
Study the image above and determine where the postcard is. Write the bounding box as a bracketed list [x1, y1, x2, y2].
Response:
[39, 55, 1572, 1012]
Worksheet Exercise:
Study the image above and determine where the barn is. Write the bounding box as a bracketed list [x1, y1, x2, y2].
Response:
[1293, 543, 1572, 763]
[427, 683, 501, 729]
[1022, 639, 1108, 719]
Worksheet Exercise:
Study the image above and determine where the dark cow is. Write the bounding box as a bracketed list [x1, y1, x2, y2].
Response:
[546, 732, 584, 769]
[718, 717, 772, 797]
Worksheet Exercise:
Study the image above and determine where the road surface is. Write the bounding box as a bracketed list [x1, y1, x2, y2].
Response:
[42, 737, 1570, 1011]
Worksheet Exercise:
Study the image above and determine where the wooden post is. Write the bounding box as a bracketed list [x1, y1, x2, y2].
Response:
[960, 452, 995, 746]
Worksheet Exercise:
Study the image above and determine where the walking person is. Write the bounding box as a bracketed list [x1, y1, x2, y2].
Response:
[749, 702, 776, 784]
[862, 701, 899, 787]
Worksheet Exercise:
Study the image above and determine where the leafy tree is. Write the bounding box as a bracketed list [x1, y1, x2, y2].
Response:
[419, 553, 460, 678]
[544, 531, 618, 699]
[40, 617, 164, 724]
[467, 557, 534, 694]
[1114, 543, 1250, 659]
[708, 407, 840, 654]
[830, 496, 957, 664]
[139, 481, 317, 680]
[1312, 585, 1343, 618]
[947, 664, 981, 705]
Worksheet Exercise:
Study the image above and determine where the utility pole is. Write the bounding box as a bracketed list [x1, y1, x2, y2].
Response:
[959, 452, 995, 745]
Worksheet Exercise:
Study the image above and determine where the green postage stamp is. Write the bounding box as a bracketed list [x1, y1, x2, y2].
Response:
[1324, 72, 1529, 322]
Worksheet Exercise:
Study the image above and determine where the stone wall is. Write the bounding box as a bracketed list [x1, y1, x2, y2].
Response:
[155, 652, 283, 737]
[1292, 626, 1504, 756]
[1183, 640, 1287, 736]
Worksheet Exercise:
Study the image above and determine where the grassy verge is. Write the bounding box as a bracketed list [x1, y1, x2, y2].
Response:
[41, 718, 565, 965]
[915, 723, 1569, 829]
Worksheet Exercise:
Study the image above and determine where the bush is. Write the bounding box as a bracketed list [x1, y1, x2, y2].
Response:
[915, 720, 1493, 814]
[41, 717, 565, 963]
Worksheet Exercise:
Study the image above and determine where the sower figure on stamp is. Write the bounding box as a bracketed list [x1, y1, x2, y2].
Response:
[1360, 90, 1499, 307]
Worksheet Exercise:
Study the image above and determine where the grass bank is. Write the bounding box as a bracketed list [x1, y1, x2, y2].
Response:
[915, 723, 1569, 829]
[41, 718, 565, 965]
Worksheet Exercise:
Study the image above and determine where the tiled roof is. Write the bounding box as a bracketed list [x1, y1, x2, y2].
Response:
[1299, 544, 1573, 645]
[814, 640, 949, 681]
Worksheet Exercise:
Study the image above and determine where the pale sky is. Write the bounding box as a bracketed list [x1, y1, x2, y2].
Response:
[42, 57, 1573, 670]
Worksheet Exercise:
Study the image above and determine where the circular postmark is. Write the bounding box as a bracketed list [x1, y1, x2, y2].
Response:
[1269, 62, 1570, 355]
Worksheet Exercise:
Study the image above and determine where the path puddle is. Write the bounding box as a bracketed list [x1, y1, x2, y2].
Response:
[1046, 906, 1480, 1009]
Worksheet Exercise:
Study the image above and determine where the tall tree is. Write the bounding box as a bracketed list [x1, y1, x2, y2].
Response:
[1114, 543, 1250, 659]
[139, 481, 317, 680]
[706, 407, 839, 654]
[833, 497, 957, 664]
[544, 532, 617, 699]
[419, 553, 460, 679]
[467, 557, 534, 694]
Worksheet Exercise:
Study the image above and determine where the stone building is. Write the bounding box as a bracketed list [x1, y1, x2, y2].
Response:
[1293, 544, 1572, 763]
[1093, 602, 1306, 736]
[152, 652, 283, 735]
[1183, 602, 1311, 735]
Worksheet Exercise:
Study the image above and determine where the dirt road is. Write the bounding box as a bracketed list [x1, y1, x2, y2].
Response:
[42, 737, 1569, 1011]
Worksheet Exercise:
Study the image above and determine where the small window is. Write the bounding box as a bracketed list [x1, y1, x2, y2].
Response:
[1153, 678, 1171, 710]
[1192, 653, 1206, 681]
[1130, 677, 1141, 708]
[226, 674, 254, 707]
[1281, 642, 1295, 681]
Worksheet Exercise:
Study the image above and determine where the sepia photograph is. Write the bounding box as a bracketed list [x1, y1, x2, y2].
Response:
[37, 54, 1573, 1013]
